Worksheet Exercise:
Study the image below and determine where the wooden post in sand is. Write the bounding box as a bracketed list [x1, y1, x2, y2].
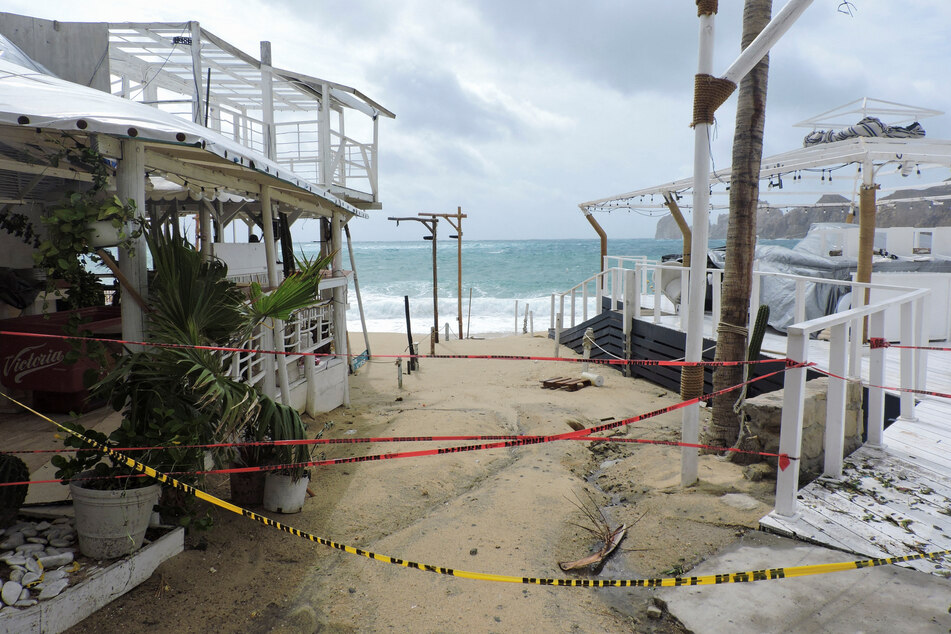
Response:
[421, 208, 467, 340]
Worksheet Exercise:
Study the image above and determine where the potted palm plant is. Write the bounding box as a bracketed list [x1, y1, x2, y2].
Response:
[54, 227, 332, 549]
[259, 399, 312, 514]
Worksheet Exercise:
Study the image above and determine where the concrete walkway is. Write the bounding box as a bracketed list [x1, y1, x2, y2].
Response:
[659, 531, 951, 633]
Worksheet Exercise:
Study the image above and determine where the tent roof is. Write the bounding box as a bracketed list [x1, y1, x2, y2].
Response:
[0, 57, 366, 219]
[580, 136, 951, 213]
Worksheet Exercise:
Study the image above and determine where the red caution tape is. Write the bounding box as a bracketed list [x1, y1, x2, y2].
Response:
[0, 330, 791, 368]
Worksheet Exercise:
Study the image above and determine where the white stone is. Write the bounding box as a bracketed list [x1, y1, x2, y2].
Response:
[43, 569, 67, 582]
[24, 558, 42, 575]
[49, 538, 73, 548]
[8, 568, 23, 583]
[14, 599, 38, 607]
[38, 579, 68, 600]
[14, 543, 43, 554]
[39, 553, 73, 568]
[0, 533, 24, 549]
[18, 588, 29, 601]
[26, 536, 48, 545]
[719, 493, 762, 511]
[21, 572, 41, 587]
[2, 554, 27, 567]
[1, 581, 22, 606]
[20, 527, 37, 538]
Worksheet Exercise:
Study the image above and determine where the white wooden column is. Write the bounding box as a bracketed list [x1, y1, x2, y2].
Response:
[319, 82, 333, 187]
[331, 211, 350, 405]
[116, 139, 148, 344]
[681, 8, 716, 487]
[260, 41, 276, 160]
[189, 22, 204, 125]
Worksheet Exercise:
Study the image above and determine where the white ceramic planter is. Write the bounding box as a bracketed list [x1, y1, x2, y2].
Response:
[262, 472, 309, 514]
[69, 473, 160, 559]
[87, 221, 123, 248]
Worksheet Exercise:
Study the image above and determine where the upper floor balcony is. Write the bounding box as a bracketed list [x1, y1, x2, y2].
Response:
[106, 21, 393, 209]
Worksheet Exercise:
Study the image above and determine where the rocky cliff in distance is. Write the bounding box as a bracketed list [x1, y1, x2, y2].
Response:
[655, 182, 951, 240]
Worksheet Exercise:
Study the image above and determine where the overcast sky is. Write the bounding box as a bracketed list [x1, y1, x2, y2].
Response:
[6, 1, 951, 241]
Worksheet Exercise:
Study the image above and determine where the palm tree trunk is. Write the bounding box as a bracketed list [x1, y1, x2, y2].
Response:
[704, 0, 772, 450]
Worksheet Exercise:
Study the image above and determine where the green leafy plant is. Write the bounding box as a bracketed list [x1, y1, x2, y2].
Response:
[54, 227, 332, 508]
[33, 146, 142, 310]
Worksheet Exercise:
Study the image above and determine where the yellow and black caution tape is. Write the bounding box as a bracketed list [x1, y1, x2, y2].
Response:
[7, 392, 948, 588]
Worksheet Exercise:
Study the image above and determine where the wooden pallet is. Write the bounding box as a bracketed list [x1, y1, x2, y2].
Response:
[541, 377, 592, 392]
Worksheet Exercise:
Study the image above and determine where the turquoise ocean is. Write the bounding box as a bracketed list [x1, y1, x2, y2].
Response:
[299, 238, 799, 337]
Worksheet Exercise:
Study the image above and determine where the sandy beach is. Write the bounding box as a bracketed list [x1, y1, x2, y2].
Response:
[66, 332, 775, 633]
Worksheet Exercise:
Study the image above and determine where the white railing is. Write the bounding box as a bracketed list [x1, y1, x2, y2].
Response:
[551, 259, 933, 520]
[774, 281, 928, 518]
[228, 301, 334, 396]
[273, 123, 377, 199]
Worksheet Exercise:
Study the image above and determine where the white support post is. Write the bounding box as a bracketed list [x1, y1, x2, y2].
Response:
[775, 329, 809, 517]
[319, 82, 333, 187]
[262, 326, 276, 399]
[331, 212, 349, 406]
[721, 0, 815, 85]
[554, 313, 562, 357]
[569, 291, 576, 328]
[550, 295, 555, 330]
[823, 322, 848, 478]
[611, 268, 620, 311]
[866, 310, 886, 448]
[623, 269, 636, 335]
[116, 139, 147, 345]
[260, 42, 276, 160]
[595, 273, 603, 317]
[914, 295, 927, 394]
[189, 22, 204, 125]
[261, 187, 279, 288]
[371, 116, 380, 202]
[198, 202, 212, 258]
[633, 265, 643, 319]
[898, 300, 916, 421]
[794, 278, 806, 323]
[582, 284, 589, 322]
[681, 7, 717, 488]
[653, 264, 662, 324]
[679, 268, 689, 332]
[749, 271, 761, 331]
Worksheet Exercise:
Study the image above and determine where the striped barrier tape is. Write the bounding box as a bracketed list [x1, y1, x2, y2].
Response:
[810, 366, 951, 400]
[868, 338, 951, 352]
[0, 329, 790, 368]
[4, 362, 798, 473]
[1, 391, 945, 588]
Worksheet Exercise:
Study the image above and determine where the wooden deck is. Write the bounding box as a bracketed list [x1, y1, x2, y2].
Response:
[759, 401, 951, 576]
[644, 313, 951, 576]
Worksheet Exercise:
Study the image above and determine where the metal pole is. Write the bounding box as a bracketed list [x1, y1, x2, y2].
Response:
[681, 6, 717, 488]
[344, 224, 371, 359]
[431, 220, 439, 343]
[456, 207, 464, 340]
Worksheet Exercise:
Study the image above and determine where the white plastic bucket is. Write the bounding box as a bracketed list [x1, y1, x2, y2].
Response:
[262, 472, 309, 514]
[69, 473, 160, 559]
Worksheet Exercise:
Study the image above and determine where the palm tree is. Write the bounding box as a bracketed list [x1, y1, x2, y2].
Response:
[81, 227, 331, 486]
[705, 0, 773, 451]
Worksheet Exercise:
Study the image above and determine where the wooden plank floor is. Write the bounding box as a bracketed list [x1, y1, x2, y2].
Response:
[651, 312, 951, 576]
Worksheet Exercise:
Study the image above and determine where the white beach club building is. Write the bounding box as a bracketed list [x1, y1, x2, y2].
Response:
[0, 13, 394, 415]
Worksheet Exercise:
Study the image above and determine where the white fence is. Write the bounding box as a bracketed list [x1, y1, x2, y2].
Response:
[550, 260, 932, 519]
